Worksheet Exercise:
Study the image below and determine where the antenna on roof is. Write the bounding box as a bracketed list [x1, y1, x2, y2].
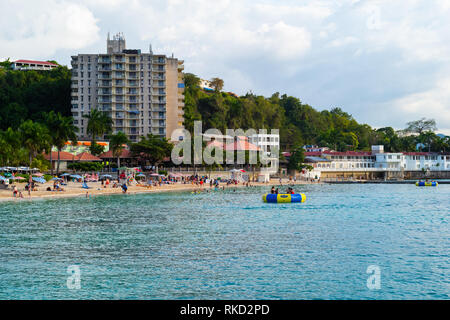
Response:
[149, 44, 153, 55]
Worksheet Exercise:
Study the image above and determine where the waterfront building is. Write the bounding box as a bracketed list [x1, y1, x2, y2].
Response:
[70, 33, 185, 142]
[250, 133, 280, 156]
[11, 59, 58, 71]
[295, 145, 450, 180]
[44, 151, 102, 171]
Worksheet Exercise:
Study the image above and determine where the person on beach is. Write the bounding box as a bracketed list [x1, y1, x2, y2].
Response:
[271, 186, 275, 194]
[12, 185, 18, 197]
[122, 183, 128, 193]
[275, 188, 279, 194]
[19, 191, 23, 198]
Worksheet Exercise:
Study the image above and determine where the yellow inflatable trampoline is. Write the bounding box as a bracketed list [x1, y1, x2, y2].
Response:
[262, 193, 306, 203]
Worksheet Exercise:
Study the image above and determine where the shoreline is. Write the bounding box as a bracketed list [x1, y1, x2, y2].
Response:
[0, 180, 313, 203]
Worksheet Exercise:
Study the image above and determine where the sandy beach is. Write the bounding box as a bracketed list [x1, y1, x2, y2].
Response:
[0, 179, 314, 202]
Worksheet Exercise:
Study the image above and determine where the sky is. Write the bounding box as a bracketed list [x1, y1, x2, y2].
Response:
[1, 0, 450, 135]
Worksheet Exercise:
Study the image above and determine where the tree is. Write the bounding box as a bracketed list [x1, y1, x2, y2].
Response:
[18, 120, 50, 167]
[130, 134, 173, 168]
[0, 58, 13, 70]
[0, 128, 23, 166]
[109, 131, 129, 168]
[43, 111, 78, 175]
[287, 146, 312, 173]
[210, 77, 224, 92]
[405, 118, 437, 135]
[83, 109, 113, 141]
[89, 141, 105, 156]
[184, 73, 200, 88]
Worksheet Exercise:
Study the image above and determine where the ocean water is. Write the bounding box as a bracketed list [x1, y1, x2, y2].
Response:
[0, 184, 448, 299]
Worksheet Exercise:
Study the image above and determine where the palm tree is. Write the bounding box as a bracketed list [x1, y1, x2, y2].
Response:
[109, 131, 129, 168]
[83, 109, 113, 142]
[43, 111, 78, 175]
[42, 111, 59, 175]
[19, 120, 51, 167]
[54, 115, 78, 175]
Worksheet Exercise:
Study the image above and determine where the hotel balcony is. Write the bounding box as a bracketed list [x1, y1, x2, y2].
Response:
[97, 90, 112, 95]
[98, 65, 111, 71]
[98, 98, 112, 104]
[98, 74, 112, 80]
[98, 56, 112, 63]
[113, 73, 126, 79]
[98, 81, 112, 88]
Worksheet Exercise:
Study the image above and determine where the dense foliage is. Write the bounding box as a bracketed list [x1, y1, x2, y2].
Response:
[130, 134, 173, 167]
[183, 73, 450, 152]
[67, 162, 104, 172]
[0, 66, 72, 130]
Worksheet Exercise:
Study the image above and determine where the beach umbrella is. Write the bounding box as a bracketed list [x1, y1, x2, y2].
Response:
[52, 177, 63, 181]
[240, 169, 246, 172]
[100, 174, 113, 178]
[150, 173, 159, 177]
[136, 173, 146, 177]
[60, 173, 71, 176]
[32, 177, 46, 184]
[13, 176, 26, 180]
[70, 174, 82, 179]
[0, 176, 6, 181]
[33, 173, 44, 177]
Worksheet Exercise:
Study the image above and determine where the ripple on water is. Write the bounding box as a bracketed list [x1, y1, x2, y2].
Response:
[0, 184, 449, 299]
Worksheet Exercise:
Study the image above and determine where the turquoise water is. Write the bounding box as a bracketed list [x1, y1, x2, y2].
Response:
[0, 184, 448, 299]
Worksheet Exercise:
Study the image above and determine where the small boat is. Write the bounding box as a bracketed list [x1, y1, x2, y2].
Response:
[416, 181, 438, 187]
[263, 193, 306, 203]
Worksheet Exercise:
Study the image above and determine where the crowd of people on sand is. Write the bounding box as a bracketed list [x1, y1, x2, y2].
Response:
[3, 165, 317, 200]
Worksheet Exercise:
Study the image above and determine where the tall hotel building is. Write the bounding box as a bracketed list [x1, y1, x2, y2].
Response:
[70, 33, 185, 142]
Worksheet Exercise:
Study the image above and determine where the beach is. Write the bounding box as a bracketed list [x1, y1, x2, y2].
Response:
[0, 179, 314, 202]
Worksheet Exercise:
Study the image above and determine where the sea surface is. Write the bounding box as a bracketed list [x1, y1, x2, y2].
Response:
[0, 184, 448, 299]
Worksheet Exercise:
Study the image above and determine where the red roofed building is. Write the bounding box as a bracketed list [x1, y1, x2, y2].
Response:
[44, 151, 101, 171]
[99, 149, 132, 159]
[99, 149, 137, 167]
[224, 139, 260, 151]
[12, 60, 59, 71]
[76, 152, 102, 162]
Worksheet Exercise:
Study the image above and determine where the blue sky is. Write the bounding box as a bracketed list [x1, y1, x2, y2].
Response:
[1, 0, 450, 134]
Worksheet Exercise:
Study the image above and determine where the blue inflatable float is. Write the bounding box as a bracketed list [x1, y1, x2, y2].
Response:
[262, 193, 306, 203]
[416, 181, 438, 187]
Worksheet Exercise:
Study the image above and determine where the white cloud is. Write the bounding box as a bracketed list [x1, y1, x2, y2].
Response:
[0, 0, 99, 60]
[2, 0, 450, 133]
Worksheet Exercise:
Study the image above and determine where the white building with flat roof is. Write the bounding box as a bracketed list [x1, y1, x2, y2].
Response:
[12, 60, 58, 71]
